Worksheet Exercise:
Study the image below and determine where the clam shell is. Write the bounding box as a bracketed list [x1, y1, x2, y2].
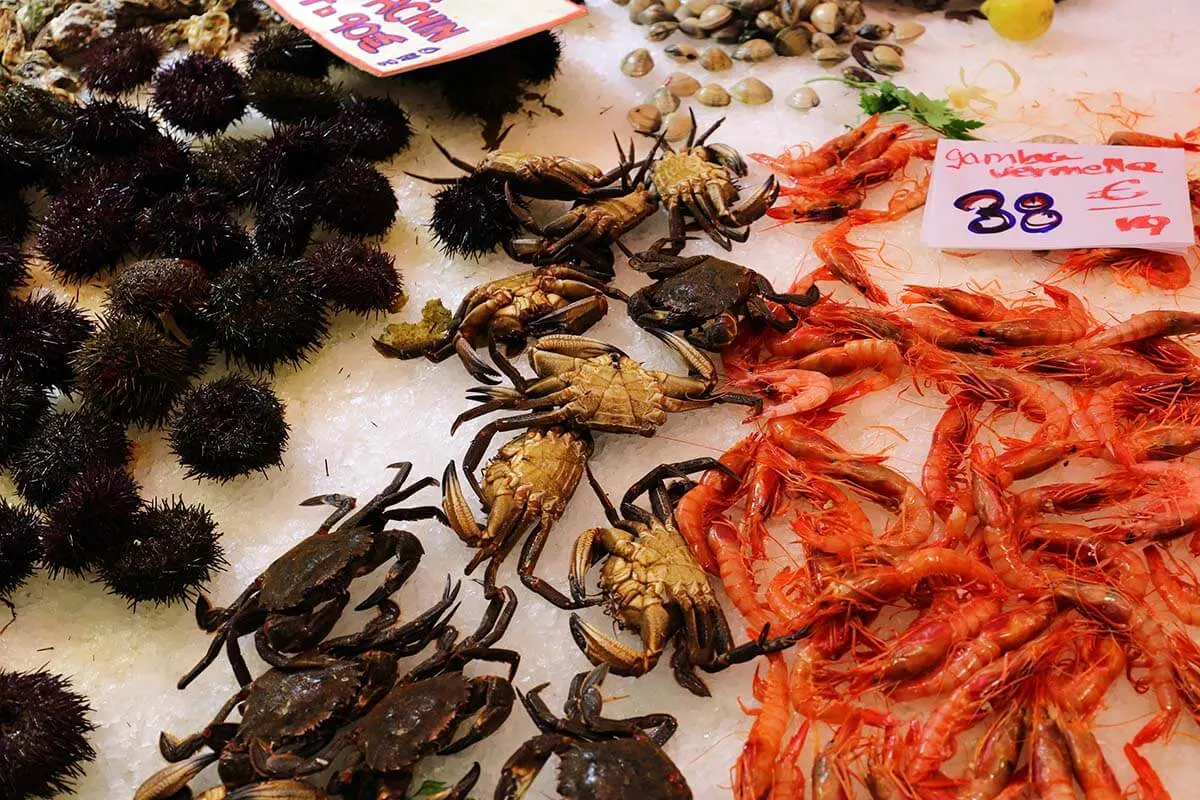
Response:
[894, 20, 925, 43]
[731, 76, 773, 104]
[695, 82, 731, 106]
[699, 45, 733, 70]
[647, 20, 680, 40]
[621, 48, 656, 77]
[663, 110, 695, 142]
[628, 103, 663, 133]
[651, 86, 681, 114]
[665, 42, 699, 61]
[774, 26, 811, 56]
[810, 2, 841, 34]
[813, 46, 849, 65]
[786, 86, 820, 110]
[732, 38, 774, 61]
[665, 71, 701, 97]
[697, 3, 734, 30]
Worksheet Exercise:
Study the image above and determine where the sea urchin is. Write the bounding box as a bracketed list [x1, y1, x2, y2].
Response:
[168, 375, 289, 481]
[0, 293, 95, 392]
[0, 498, 43, 597]
[80, 31, 163, 95]
[429, 172, 521, 259]
[306, 237, 402, 314]
[41, 465, 142, 577]
[8, 409, 132, 508]
[0, 669, 96, 800]
[152, 54, 248, 135]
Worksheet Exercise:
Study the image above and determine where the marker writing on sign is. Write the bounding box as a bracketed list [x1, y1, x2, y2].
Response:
[953, 189, 1064, 235]
[295, 0, 469, 55]
[943, 147, 1163, 179]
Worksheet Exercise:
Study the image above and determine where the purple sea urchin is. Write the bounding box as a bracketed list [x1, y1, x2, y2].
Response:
[73, 316, 199, 426]
[9, 409, 132, 508]
[107, 258, 211, 319]
[137, 188, 250, 271]
[0, 293, 95, 392]
[191, 136, 262, 202]
[315, 159, 397, 236]
[202, 256, 329, 371]
[326, 95, 412, 162]
[246, 70, 340, 123]
[430, 172, 521, 259]
[252, 184, 317, 258]
[153, 54, 248, 135]
[247, 26, 332, 78]
[100, 497, 224, 606]
[0, 235, 28, 291]
[66, 99, 157, 154]
[0, 186, 31, 243]
[168, 375, 289, 481]
[0, 377, 49, 466]
[41, 466, 142, 577]
[306, 237, 402, 314]
[509, 31, 564, 84]
[37, 181, 137, 282]
[0, 669, 96, 799]
[0, 499, 42, 597]
[81, 31, 163, 95]
[241, 121, 335, 204]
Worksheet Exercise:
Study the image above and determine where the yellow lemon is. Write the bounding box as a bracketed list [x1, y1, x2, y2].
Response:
[980, 0, 1055, 41]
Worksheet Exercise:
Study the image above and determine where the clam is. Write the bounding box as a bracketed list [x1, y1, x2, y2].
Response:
[755, 10, 786, 32]
[894, 20, 925, 43]
[663, 110, 695, 142]
[699, 45, 733, 70]
[628, 103, 663, 133]
[810, 31, 837, 51]
[695, 82, 731, 106]
[665, 71, 701, 96]
[774, 26, 811, 56]
[697, 3, 734, 30]
[621, 48, 655, 77]
[684, 0, 716, 12]
[869, 45, 903, 72]
[628, 0, 654, 21]
[651, 86, 681, 114]
[638, 4, 677, 24]
[857, 21, 893, 40]
[810, 2, 841, 34]
[1026, 134, 1078, 144]
[661, 0, 681, 10]
[665, 42, 699, 61]
[647, 20, 679, 40]
[732, 38, 774, 61]
[842, 65, 875, 83]
[779, 0, 820, 23]
[713, 20, 745, 41]
[813, 46, 849, 65]
[679, 17, 710, 36]
[725, 0, 774, 13]
[731, 77, 773, 104]
[787, 86, 820, 110]
[841, 0, 864, 26]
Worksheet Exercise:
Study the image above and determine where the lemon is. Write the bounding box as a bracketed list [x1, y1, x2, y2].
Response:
[980, 0, 1055, 41]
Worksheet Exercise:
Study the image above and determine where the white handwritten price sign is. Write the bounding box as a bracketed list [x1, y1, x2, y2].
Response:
[921, 139, 1195, 253]
[264, 0, 586, 77]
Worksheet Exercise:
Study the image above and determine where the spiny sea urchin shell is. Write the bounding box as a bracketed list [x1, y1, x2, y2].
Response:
[326, 95, 412, 162]
[509, 31, 564, 84]
[0, 293, 95, 392]
[430, 172, 521, 259]
[190, 136, 262, 202]
[168, 375, 289, 481]
[37, 181, 137, 282]
[314, 158, 397, 236]
[0, 185, 31, 243]
[306, 237, 402, 314]
[247, 26, 332, 79]
[41, 465, 142, 577]
[137, 188, 250, 271]
[153, 54, 248, 135]
[81, 31, 163, 95]
[253, 184, 317, 259]
[246, 70, 340, 123]
[0, 234, 28, 291]
[0, 669, 96, 799]
[0, 376, 49, 467]
[241, 120, 335, 204]
[9, 409, 132, 508]
[73, 315, 199, 426]
[91, 132, 193, 203]
[0, 498, 43, 597]
[66, 99, 157, 154]
[202, 256, 330, 372]
[107, 258, 211, 319]
[100, 497, 225, 606]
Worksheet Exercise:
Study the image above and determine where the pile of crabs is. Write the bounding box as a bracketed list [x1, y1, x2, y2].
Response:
[137, 114, 1200, 799]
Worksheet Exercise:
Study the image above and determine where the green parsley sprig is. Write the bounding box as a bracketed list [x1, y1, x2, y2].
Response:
[810, 77, 985, 140]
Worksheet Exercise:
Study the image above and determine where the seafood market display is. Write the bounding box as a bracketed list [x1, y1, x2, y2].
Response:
[8, 1, 1200, 799]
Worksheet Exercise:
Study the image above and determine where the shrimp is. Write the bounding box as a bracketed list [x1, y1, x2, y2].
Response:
[817, 457, 934, 551]
[890, 599, 1057, 701]
[811, 138, 939, 194]
[708, 519, 777, 632]
[751, 115, 881, 181]
[1095, 460, 1200, 542]
[966, 285, 1093, 348]
[1061, 247, 1190, 290]
[770, 722, 809, 800]
[843, 595, 1002, 689]
[1106, 130, 1200, 150]
[848, 175, 930, 226]
[788, 477, 875, 558]
[972, 445, 1048, 595]
[1145, 545, 1200, 625]
[990, 779, 1031, 800]
[762, 326, 847, 359]
[902, 285, 1015, 323]
[811, 219, 890, 305]
[793, 339, 904, 406]
[995, 346, 1162, 386]
[733, 655, 791, 800]
[958, 706, 1029, 800]
[738, 439, 792, 559]
[736, 368, 833, 420]
[789, 644, 879, 725]
[1029, 714, 1076, 800]
[1049, 704, 1122, 800]
[1125, 423, 1200, 462]
[924, 393, 982, 521]
[811, 715, 863, 800]
[1124, 743, 1172, 800]
[1025, 522, 1149, 598]
[1076, 309, 1200, 350]
[766, 186, 866, 223]
[1054, 634, 1125, 717]
[676, 434, 758, 574]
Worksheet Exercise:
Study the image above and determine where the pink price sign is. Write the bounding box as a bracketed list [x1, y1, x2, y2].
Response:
[262, 0, 586, 77]
[921, 139, 1196, 254]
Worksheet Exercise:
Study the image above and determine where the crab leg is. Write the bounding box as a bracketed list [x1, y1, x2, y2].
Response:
[494, 734, 574, 800]
[519, 520, 601, 610]
[355, 530, 425, 610]
[441, 675, 517, 754]
[134, 753, 217, 800]
[226, 779, 332, 799]
[568, 606, 669, 678]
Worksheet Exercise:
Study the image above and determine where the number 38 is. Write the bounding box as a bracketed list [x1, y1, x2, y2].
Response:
[953, 189, 1063, 235]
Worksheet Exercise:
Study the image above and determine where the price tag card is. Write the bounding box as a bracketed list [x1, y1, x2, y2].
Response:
[921, 139, 1195, 253]
[264, 0, 587, 77]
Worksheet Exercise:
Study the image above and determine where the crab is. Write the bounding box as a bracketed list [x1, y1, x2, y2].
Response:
[178, 463, 447, 690]
[139, 585, 459, 797]
[443, 426, 592, 595]
[494, 665, 691, 800]
[451, 331, 760, 478]
[648, 113, 779, 254]
[534, 461, 804, 696]
[628, 243, 821, 350]
[408, 139, 636, 200]
[271, 591, 521, 800]
[374, 267, 625, 384]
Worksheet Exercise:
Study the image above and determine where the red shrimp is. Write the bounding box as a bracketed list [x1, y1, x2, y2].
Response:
[810, 138, 939, 194]
[1094, 460, 1200, 542]
[1026, 522, 1149, 598]
[818, 457, 934, 551]
[1076, 309, 1200, 350]
[1145, 545, 1200, 625]
[707, 519, 777, 632]
[902, 285, 1015, 323]
[811, 219, 890, 304]
[733, 655, 791, 800]
[964, 285, 1093, 347]
[762, 326, 847, 359]
[1106, 129, 1200, 150]
[1054, 634, 1125, 718]
[1062, 247, 1191, 290]
[810, 714, 865, 800]
[738, 439, 791, 558]
[766, 186, 867, 223]
[1015, 471, 1142, 516]
[1029, 714, 1076, 800]
[994, 345, 1163, 386]
[990, 779, 1032, 800]
[788, 477, 875, 558]
[890, 600, 1057, 701]
[789, 644, 885, 725]
[792, 339, 904, 406]
[1049, 704, 1122, 800]
[736, 368, 833, 420]
[1125, 423, 1200, 462]
[972, 445, 1048, 595]
[751, 115, 881, 181]
[675, 434, 758, 574]
[1124, 743, 1172, 800]
[847, 175, 930, 226]
[924, 393, 982, 521]
[770, 721, 809, 800]
[952, 364, 1073, 442]
[958, 706, 1030, 800]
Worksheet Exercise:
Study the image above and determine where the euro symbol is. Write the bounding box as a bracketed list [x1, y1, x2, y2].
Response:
[1086, 179, 1148, 202]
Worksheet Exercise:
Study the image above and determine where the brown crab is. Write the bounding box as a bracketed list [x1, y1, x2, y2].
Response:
[451, 331, 760, 479]
[536, 462, 805, 696]
[648, 113, 779, 254]
[374, 267, 624, 384]
[178, 463, 446, 689]
[494, 665, 691, 800]
[408, 139, 636, 200]
[442, 427, 592, 595]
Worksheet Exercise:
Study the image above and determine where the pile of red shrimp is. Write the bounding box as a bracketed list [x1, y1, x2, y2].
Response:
[679, 282, 1200, 798]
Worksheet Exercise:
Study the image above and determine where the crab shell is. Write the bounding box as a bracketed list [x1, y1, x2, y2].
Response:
[555, 736, 692, 800]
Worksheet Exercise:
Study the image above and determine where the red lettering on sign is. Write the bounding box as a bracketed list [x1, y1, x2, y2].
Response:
[1115, 214, 1170, 236]
[1087, 179, 1147, 202]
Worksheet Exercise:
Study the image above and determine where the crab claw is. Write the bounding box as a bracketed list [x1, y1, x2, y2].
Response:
[454, 336, 501, 385]
[134, 753, 217, 800]
[442, 461, 485, 549]
[568, 612, 665, 679]
[727, 175, 780, 227]
[226, 780, 330, 799]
